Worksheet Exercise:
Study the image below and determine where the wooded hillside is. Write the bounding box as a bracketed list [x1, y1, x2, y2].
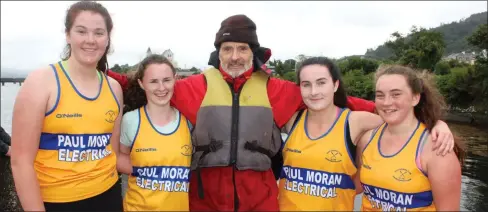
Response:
[365, 11, 487, 59]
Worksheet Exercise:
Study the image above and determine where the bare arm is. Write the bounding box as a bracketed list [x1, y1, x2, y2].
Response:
[348, 111, 383, 145]
[422, 135, 461, 210]
[108, 77, 124, 162]
[118, 144, 133, 174]
[116, 111, 135, 175]
[353, 129, 375, 195]
[10, 68, 53, 211]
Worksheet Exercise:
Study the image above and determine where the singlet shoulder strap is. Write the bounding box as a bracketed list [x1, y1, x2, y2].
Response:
[293, 109, 305, 127]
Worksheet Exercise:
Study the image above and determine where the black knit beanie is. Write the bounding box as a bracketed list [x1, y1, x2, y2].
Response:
[214, 14, 260, 49]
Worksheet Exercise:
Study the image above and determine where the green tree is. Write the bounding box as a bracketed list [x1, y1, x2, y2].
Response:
[336, 57, 379, 74]
[111, 64, 121, 73]
[283, 59, 297, 72]
[466, 24, 488, 109]
[342, 70, 375, 100]
[436, 67, 474, 108]
[385, 31, 408, 61]
[269, 59, 296, 78]
[272, 59, 286, 78]
[110, 63, 132, 73]
[434, 61, 450, 75]
[467, 24, 488, 50]
[362, 58, 380, 74]
[295, 54, 309, 70]
[189, 67, 200, 74]
[337, 60, 349, 74]
[386, 26, 446, 71]
[119, 64, 132, 73]
[346, 57, 363, 71]
[282, 71, 297, 83]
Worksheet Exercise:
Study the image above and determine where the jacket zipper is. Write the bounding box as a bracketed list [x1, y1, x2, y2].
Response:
[228, 82, 243, 165]
[228, 82, 244, 212]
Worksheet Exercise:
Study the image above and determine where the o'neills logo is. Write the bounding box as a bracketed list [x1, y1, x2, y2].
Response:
[136, 148, 157, 152]
[56, 113, 83, 118]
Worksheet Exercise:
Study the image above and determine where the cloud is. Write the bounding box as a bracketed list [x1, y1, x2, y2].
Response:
[1, 1, 486, 73]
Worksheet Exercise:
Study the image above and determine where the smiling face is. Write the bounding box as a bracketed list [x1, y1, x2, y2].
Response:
[138, 63, 176, 107]
[66, 10, 109, 67]
[375, 74, 420, 125]
[219, 41, 253, 78]
[299, 64, 339, 112]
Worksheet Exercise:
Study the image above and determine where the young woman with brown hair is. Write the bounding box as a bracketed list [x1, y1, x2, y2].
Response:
[358, 65, 464, 211]
[117, 54, 192, 211]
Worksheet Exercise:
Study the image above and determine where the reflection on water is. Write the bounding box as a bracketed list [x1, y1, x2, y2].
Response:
[454, 123, 488, 212]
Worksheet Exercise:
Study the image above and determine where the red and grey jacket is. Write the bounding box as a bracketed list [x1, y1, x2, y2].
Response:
[191, 67, 282, 171]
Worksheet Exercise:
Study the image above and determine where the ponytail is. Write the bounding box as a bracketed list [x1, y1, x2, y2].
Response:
[97, 53, 109, 74]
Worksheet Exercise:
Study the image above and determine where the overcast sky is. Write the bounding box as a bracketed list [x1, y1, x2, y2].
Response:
[1, 1, 487, 73]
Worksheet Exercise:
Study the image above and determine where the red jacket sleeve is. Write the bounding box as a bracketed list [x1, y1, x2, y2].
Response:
[106, 70, 129, 90]
[267, 78, 304, 128]
[170, 74, 206, 125]
[346, 96, 376, 113]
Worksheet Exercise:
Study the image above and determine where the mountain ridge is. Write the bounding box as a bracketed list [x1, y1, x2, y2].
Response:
[364, 11, 488, 60]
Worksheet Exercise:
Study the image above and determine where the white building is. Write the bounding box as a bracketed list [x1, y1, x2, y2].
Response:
[162, 49, 174, 62]
[144, 47, 177, 68]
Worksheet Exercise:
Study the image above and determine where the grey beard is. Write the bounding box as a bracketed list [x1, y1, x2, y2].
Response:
[227, 70, 246, 78]
[222, 62, 253, 78]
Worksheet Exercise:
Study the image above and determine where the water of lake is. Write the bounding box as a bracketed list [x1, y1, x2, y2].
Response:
[1, 83, 486, 211]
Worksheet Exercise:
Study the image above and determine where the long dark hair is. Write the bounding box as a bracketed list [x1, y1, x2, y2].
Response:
[123, 54, 176, 114]
[296, 57, 348, 108]
[375, 64, 465, 164]
[61, 1, 113, 73]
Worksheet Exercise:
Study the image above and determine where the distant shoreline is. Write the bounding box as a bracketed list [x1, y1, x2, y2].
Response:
[445, 111, 488, 127]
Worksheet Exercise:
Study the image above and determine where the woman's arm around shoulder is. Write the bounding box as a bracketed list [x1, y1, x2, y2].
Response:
[348, 111, 383, 146]
[421, 134, 461, 211]
[11, 66, 57, 211]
